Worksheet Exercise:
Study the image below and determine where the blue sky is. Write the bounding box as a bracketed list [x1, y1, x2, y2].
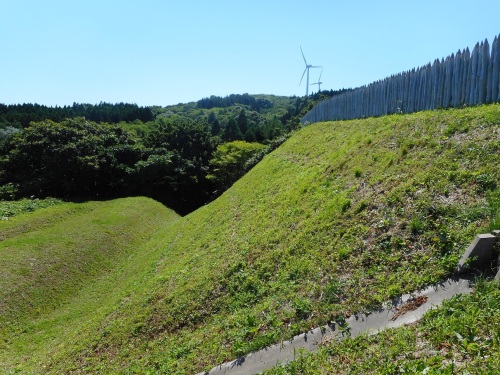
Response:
[1, 0, 499, 106]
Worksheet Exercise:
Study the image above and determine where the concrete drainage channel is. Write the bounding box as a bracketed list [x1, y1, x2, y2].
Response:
[198, 231, 500, 375]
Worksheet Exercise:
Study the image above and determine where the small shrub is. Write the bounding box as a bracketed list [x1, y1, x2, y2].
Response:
[355, 200, 369, 214]
[409, 217, 424, 234]
[292, 297, 312, 319]
[341, 199, 351, 213]
[0, 183, 18, 200]
[476, 173, 497, 192]
[354, 168, 363, 178]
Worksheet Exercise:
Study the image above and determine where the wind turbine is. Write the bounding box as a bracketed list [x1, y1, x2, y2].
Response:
[299, 46, 322, 96]
[310, 68, 323, 93]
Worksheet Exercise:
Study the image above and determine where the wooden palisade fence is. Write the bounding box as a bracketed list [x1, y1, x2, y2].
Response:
[302, 34, 500, 124]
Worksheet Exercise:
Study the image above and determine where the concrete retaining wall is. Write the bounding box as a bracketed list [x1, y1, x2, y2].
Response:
[456, 231, 499, 276]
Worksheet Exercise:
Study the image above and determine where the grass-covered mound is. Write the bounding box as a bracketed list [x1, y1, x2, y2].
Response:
[2, 104, 500, 374]
[0, 197, 179, 372]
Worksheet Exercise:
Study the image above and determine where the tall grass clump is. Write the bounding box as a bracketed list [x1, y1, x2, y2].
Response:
[487, 189, 500, 231]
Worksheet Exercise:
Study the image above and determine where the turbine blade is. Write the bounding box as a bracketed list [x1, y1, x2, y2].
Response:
[299, 67, 307, 85]
[319, 68, 323, 81]
[300, 46, 307, 65]
[310, 65, 322, 68]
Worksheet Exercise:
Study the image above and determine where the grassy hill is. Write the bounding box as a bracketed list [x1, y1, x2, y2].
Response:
[1, 104, 500, 374]
[0, 197, 180, 372]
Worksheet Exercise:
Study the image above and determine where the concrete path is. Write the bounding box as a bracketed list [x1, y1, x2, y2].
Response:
[198, 276, 475, 375]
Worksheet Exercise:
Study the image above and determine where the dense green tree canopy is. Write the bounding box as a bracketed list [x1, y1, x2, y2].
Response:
[223, 118, 243, 142]
[0, 94, 317, 214]
[0, 126, 20, 146]
[141, 118, 216, 213]
[0, 117, 139, 198]
[237, 109, 248, 135]
[0, 102, 154, 128]
[208, 140, 267, 191]
[197, 93, 273, 111]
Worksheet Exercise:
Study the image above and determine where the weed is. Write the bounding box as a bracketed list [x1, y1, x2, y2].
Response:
[487, 189, 500, 231]
[400, 144, 409, 157]
[0, 197, 62, 218]
[265, 281, 500, 374]
[341, 199, 351, 212]
[337, 246, 353, 261]
[476, 173, 497, 192]
[355, 200, 369, 214]
[293, 297, 312, 319]
[409, 217, 424, 234]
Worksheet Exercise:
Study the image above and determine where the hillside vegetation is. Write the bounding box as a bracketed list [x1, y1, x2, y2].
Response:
[264, 280, 500, 374]
[1, 104, 500, 374]
[1, 95, 317, 214]
[0, 197, 179, 371]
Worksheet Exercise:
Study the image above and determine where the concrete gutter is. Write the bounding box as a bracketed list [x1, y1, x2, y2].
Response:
[198, 277, 474, 375]
[198, 232, 499, 375]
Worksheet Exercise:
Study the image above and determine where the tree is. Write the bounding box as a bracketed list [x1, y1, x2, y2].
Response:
[143, 118, 216, 213]
[0, 117, 139, 199]
[207, 111, 217, 124]
[244, 129, 257, 142]
[211, 118, 221, 136]
[208, 140, 267, 192]
[223, 118, 243, 141]
[0, 126, 20, 146]
[237, 109, 248, 135]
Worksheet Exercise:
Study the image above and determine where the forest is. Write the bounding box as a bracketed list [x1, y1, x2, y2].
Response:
[0, 95, 321, 214]
[0, 102, 154, 128]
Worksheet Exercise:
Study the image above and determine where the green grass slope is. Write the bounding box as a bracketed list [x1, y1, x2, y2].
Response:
[0, 197, 180, 373]
[2, 105, 500, 374]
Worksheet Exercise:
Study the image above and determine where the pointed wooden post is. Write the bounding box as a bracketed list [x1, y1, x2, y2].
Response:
[470, 43, 480, 105]
[463, 48, 471, 105]
[493, 36, 500, 102]
[479, 40, 490, 104]
[444, 54, 454, 107]
[451, 50, 462, 108]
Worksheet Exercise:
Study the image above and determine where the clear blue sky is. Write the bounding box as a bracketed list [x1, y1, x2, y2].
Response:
[1, 0, 499, 107]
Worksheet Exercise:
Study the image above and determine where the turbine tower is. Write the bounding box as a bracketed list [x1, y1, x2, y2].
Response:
[300, 46, 322, 96]
[310, 68, 323, 93]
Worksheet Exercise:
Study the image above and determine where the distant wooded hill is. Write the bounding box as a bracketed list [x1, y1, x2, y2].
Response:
[0, 102, 154, 128]
[0, 95, 319, 214]
[0, 93, 349, 214]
